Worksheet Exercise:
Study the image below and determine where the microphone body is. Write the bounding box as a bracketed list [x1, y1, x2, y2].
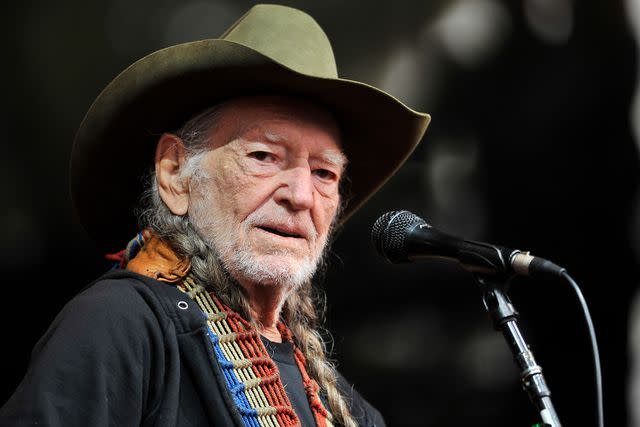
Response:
[372, 210, 565, 278]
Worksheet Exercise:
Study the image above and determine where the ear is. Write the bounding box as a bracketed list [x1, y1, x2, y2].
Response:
[155, 133, 190, 216]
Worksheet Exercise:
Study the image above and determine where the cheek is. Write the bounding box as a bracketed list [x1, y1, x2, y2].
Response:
[315, 196, 340, 236]
[199, 153, 280, 222]
[217, 173, 277, 221]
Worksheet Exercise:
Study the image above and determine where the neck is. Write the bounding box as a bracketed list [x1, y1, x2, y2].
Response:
[240, 280, 291, 343]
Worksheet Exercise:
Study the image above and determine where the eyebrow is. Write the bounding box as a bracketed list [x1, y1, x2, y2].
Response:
[320, 151, 348, 171]
[264, 131, 286, 143]
[263, 131, 348, 171]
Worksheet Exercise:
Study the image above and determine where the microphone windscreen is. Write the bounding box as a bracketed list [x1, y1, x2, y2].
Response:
[371, 210, 424, 262]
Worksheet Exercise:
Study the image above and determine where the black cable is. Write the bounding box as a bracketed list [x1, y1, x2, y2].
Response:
[560, 270, 603, 427]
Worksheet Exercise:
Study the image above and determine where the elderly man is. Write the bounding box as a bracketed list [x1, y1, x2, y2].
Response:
[1, 4, 429, 427]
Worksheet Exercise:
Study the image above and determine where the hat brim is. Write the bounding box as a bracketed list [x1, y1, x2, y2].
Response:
[70, 39, 430, 252]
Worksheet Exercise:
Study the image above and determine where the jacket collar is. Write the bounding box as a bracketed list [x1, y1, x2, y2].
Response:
[126, 233, 191, 283]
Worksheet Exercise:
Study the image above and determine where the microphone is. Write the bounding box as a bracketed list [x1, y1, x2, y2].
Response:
[371, 210, 566, 278]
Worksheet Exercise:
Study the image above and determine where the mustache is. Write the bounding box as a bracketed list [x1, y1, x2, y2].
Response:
[245, 208, 318, 240]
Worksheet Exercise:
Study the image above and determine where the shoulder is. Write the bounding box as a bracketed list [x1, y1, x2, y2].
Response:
[63, 268, 194, 320]
[34, 271, 175, 355]
[59, 271, 163, 327]
[1, 272, 178, 424]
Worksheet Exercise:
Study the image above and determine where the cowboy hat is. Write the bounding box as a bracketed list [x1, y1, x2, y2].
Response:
[70, 3, 431, 252]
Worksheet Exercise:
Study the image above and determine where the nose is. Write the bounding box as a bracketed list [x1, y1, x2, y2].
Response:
[273, 166, 314, 211]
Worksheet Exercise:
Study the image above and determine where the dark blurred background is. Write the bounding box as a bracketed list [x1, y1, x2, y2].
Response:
[3, 0, 640, 426]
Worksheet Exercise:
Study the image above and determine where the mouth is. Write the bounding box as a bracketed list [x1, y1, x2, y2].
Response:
[257, 226, 304, 239]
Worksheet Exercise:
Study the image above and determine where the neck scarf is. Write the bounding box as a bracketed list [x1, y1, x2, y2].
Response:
[112, 231, 334, 427]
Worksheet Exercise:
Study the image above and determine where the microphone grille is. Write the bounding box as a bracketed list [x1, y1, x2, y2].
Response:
[371, 210, 424, 262]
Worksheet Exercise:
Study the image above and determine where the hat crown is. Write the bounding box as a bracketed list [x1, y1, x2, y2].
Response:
[221, 4, 338, 78]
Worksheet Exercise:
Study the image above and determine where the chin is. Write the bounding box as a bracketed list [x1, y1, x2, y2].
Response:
[230, 252, 317, 289]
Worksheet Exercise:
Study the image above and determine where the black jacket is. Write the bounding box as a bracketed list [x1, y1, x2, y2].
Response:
[0, 270, 385, 426]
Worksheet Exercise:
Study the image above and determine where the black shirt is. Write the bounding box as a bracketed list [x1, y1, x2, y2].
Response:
[261, 337, 317, 426]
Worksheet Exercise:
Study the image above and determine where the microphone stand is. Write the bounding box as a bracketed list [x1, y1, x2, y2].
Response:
[474, 274, 562, 427]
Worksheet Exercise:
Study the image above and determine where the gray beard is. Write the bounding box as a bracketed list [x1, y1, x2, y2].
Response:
[188, 190, 326, 291]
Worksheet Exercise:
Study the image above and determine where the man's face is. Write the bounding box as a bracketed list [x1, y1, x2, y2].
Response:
[187, 96, 345, 290]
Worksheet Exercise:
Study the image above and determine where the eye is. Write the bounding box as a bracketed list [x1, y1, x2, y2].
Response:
[313, 168, 337, 181]
[248, 151, 275, 162]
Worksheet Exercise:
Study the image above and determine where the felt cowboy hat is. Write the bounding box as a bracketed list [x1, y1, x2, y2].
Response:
[70, 3, 431, 253]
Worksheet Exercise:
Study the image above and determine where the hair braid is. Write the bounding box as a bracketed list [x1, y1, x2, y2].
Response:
[284, 283, 358, 427]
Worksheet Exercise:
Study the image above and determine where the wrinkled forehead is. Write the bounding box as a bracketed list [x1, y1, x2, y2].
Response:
[210, 95, 343, 150]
